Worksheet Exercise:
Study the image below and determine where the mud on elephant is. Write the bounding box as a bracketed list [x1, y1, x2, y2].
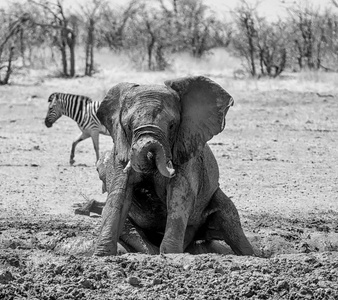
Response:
[89, 76, 254, 256]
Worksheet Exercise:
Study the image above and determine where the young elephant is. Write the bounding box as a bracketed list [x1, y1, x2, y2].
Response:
[75, 150, 232, 255]
[94, 76, 254, 256]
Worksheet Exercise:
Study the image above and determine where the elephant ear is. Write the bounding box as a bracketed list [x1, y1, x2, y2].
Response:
[164, 76, 234, 165]
[97, 83, 138, 162]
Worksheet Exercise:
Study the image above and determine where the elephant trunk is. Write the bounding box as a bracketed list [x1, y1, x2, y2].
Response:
[131, 135, 175, 178]
[95, 167, 131, 256]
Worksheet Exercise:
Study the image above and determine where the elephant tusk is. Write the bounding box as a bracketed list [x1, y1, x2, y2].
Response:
[166, 160, 175, 178]
[123, 161, 132, 173]
[147, 151, 154, 160]
[101, 182, 107, 194]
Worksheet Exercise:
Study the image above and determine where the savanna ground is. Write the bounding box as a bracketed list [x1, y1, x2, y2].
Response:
[1, 49, 338, 299]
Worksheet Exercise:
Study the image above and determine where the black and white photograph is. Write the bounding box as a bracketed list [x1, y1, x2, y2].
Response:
[0, 0, 337, 299]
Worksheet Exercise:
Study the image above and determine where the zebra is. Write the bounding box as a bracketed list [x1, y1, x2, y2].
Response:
[45, 92, 110, 165]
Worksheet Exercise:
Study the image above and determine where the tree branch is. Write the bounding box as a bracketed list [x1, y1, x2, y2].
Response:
[28, 0, 62, 22]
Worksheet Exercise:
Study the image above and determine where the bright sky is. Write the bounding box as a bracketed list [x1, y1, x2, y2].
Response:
[204, 0, 338, 20]
[0, 0, 337, 20]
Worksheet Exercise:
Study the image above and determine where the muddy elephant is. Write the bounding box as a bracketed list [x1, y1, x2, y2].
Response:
[92, 76, 254, 256]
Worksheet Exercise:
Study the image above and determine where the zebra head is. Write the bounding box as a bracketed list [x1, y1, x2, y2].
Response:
[45, 93, 62, 128]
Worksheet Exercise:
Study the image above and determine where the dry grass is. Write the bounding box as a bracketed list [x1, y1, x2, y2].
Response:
[13, 47, 338, 96]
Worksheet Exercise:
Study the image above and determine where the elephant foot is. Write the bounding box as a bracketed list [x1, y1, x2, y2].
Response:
[186, 240, 233, 255]
[94, 241, 117, 256]
[70, 158, 75, 165]
[160, 240, 183, 254]
[73, 199, 105, 216]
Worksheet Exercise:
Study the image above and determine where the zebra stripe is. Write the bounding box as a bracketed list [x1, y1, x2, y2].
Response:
[45, 92, 108, 133]
[45, 92, 110, 164]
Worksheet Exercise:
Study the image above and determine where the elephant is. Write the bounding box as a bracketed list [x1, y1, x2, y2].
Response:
[75, 150, 238, 255]
[90, 75, 254, 256]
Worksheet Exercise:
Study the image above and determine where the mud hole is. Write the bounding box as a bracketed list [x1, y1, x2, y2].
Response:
[1, 215, 338, 299]
[1, 80, 338, 299]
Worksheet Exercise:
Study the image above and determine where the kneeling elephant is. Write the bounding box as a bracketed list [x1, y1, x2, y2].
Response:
[83, 76, 255, 256]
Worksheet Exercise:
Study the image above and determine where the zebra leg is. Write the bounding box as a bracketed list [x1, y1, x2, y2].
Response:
[70, 132, 90, 165]
[90, 132, 100, 163]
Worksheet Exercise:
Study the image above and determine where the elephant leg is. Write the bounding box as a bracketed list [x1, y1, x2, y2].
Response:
[201, 188, 255, 256]
[74, 202, 159, 254]
[120, 219, 159, 254]
[183, 225, 199, 251]
[73, 199, 105, 216]
[70, 131, 90, 165]
[160, 175, 195, 254]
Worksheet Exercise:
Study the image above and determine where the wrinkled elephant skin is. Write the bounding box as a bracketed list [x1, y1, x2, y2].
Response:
[94, 76, 255, 256]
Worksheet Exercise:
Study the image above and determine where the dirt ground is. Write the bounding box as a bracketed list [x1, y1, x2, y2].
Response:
[1, 72, 338, 299]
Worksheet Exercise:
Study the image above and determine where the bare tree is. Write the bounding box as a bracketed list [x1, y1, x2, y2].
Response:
[256, 18, 287, 77]
[0, 12, 30, 84]
[29, 0, 78, 77]
[80, 0, 102, 76]
[160, 0, 226, 58]
[126, 4, 171, 70]
[7, 0, 338, 81]
[96, 1, 137, 50]
[121, 0, 232, 70]
[287, 3, 326, 70]
[319, 4, 338, 70]
[332, 0, 338, 8]
[232, 0, 259, 76]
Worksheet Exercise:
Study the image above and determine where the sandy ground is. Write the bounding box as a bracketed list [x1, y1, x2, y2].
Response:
[1, 71, 338, 299]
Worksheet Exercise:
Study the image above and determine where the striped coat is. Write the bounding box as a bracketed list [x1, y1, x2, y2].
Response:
[45, 92, 110, 165]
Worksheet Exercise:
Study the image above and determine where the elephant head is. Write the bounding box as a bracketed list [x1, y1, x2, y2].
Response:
[95, 76, 234, 255]
[97, 76, 233, 178]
